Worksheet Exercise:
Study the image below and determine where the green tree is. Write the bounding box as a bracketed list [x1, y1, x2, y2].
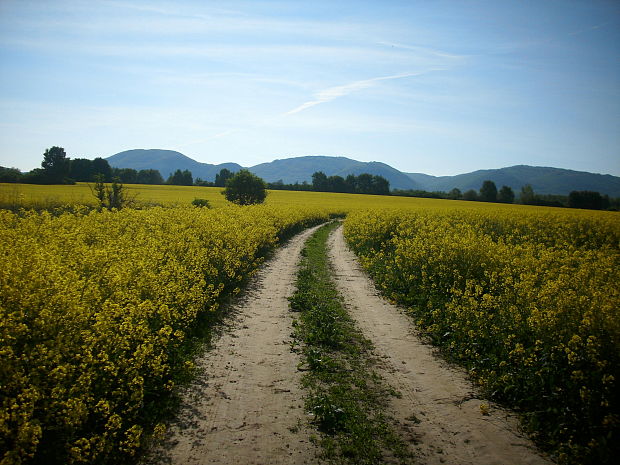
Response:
[463, 189, 478, 201]
[355, 173, 374, 193]
[69, 157, 112, 182]
[312, 171, 329, 191]
[92, 157, 112, 181]
[92, 175, 129, 210]
[0, 166, 23, 183]
[520, 184, 536, 204]
[222, 169, 267, 205]
[41, 146, 70, 183]
[479, 180, 497, 202]
[167, 169, 193, 186]
[344, 174, 357, 193]
[568, 190, 606, 210]
[497, 185, 515, 203]
[448, 188, 462, 200]
[194, 177, 212, 187]
[112, 168, 138, 183]
[69, 158, 94, 182]
[136, 169, 164, 184]
[370, 175, 390, 195]
[328, 175, 347, 193]
[214, 168, 234, 187]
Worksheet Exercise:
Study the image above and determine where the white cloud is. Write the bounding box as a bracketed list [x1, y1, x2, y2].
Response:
[285, 70, 444, 115]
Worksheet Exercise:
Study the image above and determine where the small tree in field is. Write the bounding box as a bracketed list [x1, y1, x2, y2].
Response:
[222, 169, 267, 205]
[92, 174, 130, 210]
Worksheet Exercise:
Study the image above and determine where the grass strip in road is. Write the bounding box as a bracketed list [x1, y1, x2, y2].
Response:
[290, 222, 411, 464]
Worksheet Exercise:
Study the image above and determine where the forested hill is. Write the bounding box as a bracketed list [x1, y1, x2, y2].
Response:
[106, 150, 620, 196]
[406, 165, 620, 197]
[106, 149, 242, 181]
[249, 156, 417, 190]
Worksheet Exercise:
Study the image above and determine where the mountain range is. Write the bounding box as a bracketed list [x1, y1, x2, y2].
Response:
[106, 149, 620, 197]
[106, 149, 243, 182]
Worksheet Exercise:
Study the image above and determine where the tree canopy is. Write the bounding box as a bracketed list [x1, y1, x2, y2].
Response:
[136, 169, 164, 185]
[463, 189, 478, 201]
[311, 171, 390, 195]
[222, 169, 267, 205]
[41, 146, 70, 183]
[568, 190, 608, 210]
[214, 168, 234, 187]
[167, 169, 193, 186]
[0, 166, 22, 183]
[497, 185, 515, 203]
[479, 180, 498, 202]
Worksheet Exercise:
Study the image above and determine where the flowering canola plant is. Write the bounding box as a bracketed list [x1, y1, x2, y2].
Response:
[344, 208, 619, 465]
[0, 204, 331, 464]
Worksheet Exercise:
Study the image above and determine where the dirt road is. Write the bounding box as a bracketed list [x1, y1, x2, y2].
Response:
[150, 223, 552, 465]
[328, 224, 552, 465]
[148, 226, 321, 465]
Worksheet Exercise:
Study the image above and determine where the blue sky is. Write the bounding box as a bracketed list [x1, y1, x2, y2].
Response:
[0, 0, 618, 176]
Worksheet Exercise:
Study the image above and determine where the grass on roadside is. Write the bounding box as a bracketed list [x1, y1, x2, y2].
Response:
[290, 222, 412, 464]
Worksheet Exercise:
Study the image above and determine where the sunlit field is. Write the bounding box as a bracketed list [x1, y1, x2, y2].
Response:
[0, 202, 332, 464]
[345, 208, 619, 464]
[0, 182, 231, 209]
[0, 181, 592, 214]
[1, 181, 618, 464]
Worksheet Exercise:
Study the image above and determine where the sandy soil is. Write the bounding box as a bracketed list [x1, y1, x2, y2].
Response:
[146, 225, 322, 465]
[328, 224, 553, 465]
[148, 223, 554, 465]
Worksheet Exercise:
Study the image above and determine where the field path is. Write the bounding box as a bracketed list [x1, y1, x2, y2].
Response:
[147, 226, 322, 465]
[328, 224, 553, 465]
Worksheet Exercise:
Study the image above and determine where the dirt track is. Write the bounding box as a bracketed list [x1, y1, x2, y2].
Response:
[150, 223, 553, 465]
[147, 225, 321, 465]
[328, 224, 551, 465]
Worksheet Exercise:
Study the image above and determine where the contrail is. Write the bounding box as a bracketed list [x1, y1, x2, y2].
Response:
[285, 70, 442, 116]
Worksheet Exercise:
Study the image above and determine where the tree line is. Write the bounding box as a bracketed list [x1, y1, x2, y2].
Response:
[1, 147, 201, 186]
[1, 148, 391, 196]
[394, 179, 619, 210]
[266, 171, 390, 195]
[0, 147, 164, 185]
[2, 147, 617, 210]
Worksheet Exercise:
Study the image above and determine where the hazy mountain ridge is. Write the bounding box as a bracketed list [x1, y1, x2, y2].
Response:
[406, 165, 620, 196]
[107, 149, 243, 181]
[250, 156, 417, 190]
[106, 150, 620, 197]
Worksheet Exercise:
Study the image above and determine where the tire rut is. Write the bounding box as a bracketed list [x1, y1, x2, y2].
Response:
[328, 224, 553, 465]
[146, 225, 322, 465]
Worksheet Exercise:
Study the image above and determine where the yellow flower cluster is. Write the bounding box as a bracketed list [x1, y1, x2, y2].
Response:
[344, 208, 619, 464]
[0, 204, 330, 464]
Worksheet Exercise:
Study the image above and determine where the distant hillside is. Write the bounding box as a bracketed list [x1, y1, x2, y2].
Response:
[249, 156, 417, 190]
[106, 149, 242, 181]
[406, 165, 620, 197]
[105, 149, 620, 197]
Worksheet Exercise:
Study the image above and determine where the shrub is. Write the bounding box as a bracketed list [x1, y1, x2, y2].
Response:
[191, 198, 211, 208]
[222, 170, 267, 206]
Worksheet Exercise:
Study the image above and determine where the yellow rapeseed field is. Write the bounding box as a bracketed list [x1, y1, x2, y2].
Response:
[2, 182, 618, 464]
[1, 181, 538, 212]
[344, 207, 620, 464]
[0, 203, 331, 464]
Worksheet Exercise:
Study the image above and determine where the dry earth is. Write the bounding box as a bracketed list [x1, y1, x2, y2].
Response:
[148, 223, 554, 465]
[146, 225, 322, 465]
[328, 224, 553, 465]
